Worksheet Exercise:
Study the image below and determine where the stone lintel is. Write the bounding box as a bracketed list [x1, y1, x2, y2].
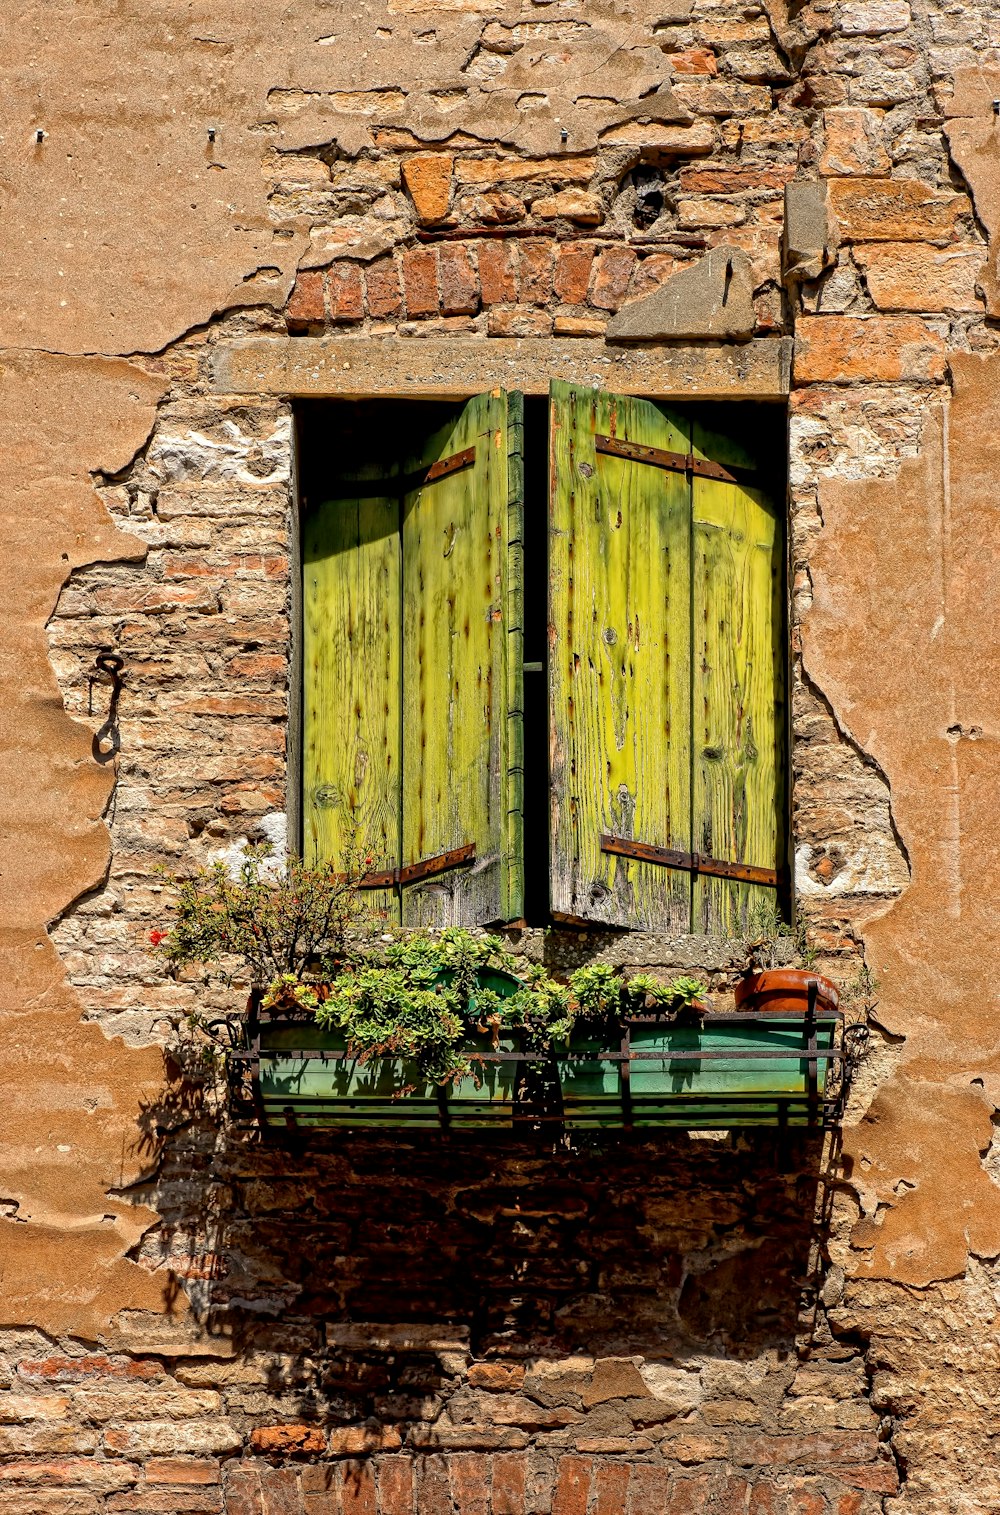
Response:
[211, 336, 792, 402]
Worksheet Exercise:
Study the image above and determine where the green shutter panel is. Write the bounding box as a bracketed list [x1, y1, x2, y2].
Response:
[548, 379, 692, 930]
[690, 416, 786, 935]
[303, 391, 523, 927]
[401, 390, 523, 926]
[303, 484, 401, 921]
[548, 381, 785, 934]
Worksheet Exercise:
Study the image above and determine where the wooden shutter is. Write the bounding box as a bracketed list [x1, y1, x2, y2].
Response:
[303, 390, 523, 927]
[548, 380, 785, 934]
[690, 414, 786, 934]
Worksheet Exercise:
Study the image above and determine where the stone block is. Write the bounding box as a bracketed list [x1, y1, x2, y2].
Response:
[827, 177, 966, 243]
[597, 123, 715, 153]
[487, 308, 552, 337]
[401, 155, 453, 225]
[819, 108, 891, 175]
[607, 245, 754, 340]
[455, 157, 595, 187]
[676, 198, 746, 228]
[783, 181, 832, 284]
[532, 191, 603, 225]
[102, 1421, 242, 1457]
[854, 242, 983, 312]
[793, 315, 947, 382]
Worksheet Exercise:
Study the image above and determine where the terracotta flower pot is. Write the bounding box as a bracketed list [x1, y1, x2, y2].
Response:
[734, 968, 839, 1015]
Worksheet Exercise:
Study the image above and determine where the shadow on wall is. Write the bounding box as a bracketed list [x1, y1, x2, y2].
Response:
[134, 1061, 832, 1380]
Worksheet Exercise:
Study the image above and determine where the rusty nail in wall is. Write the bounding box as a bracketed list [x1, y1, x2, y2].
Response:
[994, 100, 1000, 115]
[560, 128, 569, 143]
[35, 129, 45, 143]
[208, 127, 217, 142]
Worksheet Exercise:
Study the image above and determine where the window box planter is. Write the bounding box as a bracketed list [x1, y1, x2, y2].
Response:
[236, 1004, 845, 1133]
[556, 1010, 841, 1130]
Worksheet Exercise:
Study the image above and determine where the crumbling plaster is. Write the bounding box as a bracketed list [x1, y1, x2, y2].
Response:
[804, 354, 1000, 1289]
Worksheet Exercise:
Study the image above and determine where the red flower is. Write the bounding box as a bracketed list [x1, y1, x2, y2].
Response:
[149, 929, 167, 947]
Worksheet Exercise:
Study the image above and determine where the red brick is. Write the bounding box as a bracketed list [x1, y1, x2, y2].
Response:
[551, 1457, 592, 1515]
[590, 246, 637, 311]
[147, 1460, 220, 1486]
[107, 1495, 222, 1514]
[734, 1434, 880, 1468]
[478, 242, 518, 304]
[836, 1496, 862, 1515]
[260, 1468, 303, 1515]
[668, 1476, 717, 1515]
[250, 1424, 325, 1455]
[302, 1468, 338, 1514]
[341, 1463, 376, 1515]
[19, 1358, 162, 1385]
[401, 248, 439, 316]
[786, 1492, 825, 1515]
[593, 1464, 630, 1515]
[827, 1462, 899, 1494]
[365, 259, 403, 319]
[492, 1454, 526, 1515]
[627, 1466, 671, 1514]
[285, 271, 325, 330]
[439, 244, 480, 315]
[519, 240, 555, 304]
[713, 1478, 751, 1515]
[749, 1484, 779, 1515]
[0, 1462, 138, 1491]
[415, 1457, 451, 1515]
[327, 265, 364, 324]
[222, 1468, 261, 1515]
[376, 1458, 413, 1515]
[554, 244, 595, 304]
[680, 166, 795, 193]
[449, 1453, 490, 1515]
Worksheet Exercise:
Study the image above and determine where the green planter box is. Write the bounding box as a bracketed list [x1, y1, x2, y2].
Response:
[252, 968, 526, 1131]
[557, 1014, 840, 1130]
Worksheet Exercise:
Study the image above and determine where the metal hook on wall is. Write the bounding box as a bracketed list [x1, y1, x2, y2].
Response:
[90, 648, 126, 764]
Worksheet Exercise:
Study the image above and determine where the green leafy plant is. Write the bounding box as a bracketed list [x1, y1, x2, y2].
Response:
[738, 898, 816, 975]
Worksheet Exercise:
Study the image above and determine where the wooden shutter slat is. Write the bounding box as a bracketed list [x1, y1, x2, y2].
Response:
[302, 490, 401, 921]
[401, 390, 522, 926]
[548, 380, 692, 930]
[691, 416, 786, 934]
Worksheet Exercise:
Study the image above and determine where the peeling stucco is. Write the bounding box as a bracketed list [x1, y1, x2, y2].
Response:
[804, 354, 1000, 1288]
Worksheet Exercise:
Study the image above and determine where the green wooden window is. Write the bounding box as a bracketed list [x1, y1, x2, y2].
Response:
[303, 389, 524, 925]
[301, 384, 785, 935]
[548, 380, 786, 935]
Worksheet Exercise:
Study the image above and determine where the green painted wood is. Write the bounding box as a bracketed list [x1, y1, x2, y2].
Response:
[401, 391, 521, 926]
[690, 416, 785, 935]
[303, 393, 523, 927]
[257, 1023, 519, 1129]
[548, 380, 693, 929]
[559, 1017, 836, 1129]
[302, 488, 400, 921]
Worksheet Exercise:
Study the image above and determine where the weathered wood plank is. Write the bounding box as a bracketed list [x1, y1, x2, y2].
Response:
[400, 392, 515, 926]
[303, 490, 401, 921]
[212, 336, 792, 402]
[548, 380, 692, 930]
[691, 415, 786, 934]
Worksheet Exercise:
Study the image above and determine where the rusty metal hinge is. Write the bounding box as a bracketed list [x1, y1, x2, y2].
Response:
[323, 447, 476, 501]
[594, 434, 757, 488]
[357, 843, 476, 890]
[600, 833, 780, 888]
